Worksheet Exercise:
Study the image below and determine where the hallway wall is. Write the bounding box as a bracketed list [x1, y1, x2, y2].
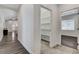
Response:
[18, 4, 34, 53]
[18, 4, 41, 54]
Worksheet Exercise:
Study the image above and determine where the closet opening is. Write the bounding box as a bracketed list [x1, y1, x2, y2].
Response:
[61, 9, 79, 49]
[40, 5, 52, 54]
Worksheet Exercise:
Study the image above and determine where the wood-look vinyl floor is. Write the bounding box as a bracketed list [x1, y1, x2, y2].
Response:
[41, 40, 79, 54]
[61, 35, 78, 49]
[0, 32, 29, 54]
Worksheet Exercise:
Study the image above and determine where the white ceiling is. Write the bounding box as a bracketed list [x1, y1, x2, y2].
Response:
[0, 4, 20, 20]
[0, 9, 17, 20]
[0, 4, 21, 11]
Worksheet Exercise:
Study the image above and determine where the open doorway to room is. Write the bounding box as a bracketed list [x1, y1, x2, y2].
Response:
[61, 9, 79, 49]
[40, 5, 52, 54]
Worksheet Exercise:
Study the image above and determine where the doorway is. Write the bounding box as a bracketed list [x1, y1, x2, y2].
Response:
[61, 9, 79, 49]
[40, 5, 52, 53]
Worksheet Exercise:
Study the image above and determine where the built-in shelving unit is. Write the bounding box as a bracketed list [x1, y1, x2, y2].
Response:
[40, 7, 51, 41]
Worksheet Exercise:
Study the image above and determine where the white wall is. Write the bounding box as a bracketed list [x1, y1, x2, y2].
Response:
[0, 16, 4, 41]
[0, 4, 20, 12]
[60, 4, 79, 12]
[18, 4, 41, 54]
[6, 20, 18, 32]
[32, 5, 41, 53]
[18, 4, 33, 53]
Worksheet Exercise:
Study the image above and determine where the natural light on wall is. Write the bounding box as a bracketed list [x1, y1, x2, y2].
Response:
[61, 19, 75, 30]
[61, 9, 79, 30]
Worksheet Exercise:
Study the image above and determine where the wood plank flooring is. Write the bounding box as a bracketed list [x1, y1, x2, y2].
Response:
[61, 35, 78, 49]
[41, 40, 79, 54]
[0, 32, 29, 54]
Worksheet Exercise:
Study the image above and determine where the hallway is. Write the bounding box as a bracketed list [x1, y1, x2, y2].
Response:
[0, 32, 29, 54]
